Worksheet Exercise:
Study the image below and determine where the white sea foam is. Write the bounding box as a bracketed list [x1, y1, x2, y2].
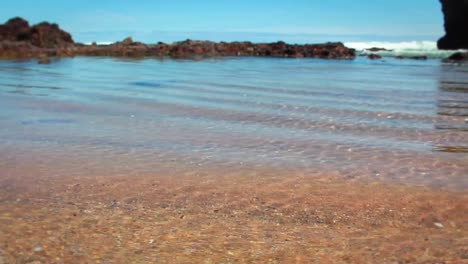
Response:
[83, 41, 114, 45]
[345, 41, 465, 59]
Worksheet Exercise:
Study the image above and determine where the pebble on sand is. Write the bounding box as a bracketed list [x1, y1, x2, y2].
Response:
[33, 246, 43, 252]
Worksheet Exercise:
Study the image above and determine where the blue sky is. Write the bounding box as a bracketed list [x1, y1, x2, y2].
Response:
[1, 0, 444, 43]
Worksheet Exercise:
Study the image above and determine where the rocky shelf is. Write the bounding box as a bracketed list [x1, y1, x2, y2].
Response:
[0, 17, 355, 61]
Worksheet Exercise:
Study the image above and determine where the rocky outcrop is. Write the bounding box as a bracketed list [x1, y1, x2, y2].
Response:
[167, 40, 355, 59]
[0, 17, 356, 60]
[437, 0, 468, 50]
[0, 17, 30, 41]
[367, 54, 382, 60]
[395, 55, 428, 60]
[0, 17, 74, 48]
[365, 47, 393, 52]
[443, 52, 468, 62]
[73, 39, 355, 59]
[29, 22, 74, 48]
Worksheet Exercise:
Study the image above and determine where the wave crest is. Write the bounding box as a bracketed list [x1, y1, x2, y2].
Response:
[345, 41, 465, 59]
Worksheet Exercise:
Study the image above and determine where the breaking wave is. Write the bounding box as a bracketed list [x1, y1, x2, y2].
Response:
[345, 41, 465, 59]
[83, 41, 114, 45]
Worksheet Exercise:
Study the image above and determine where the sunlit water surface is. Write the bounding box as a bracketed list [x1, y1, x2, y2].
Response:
[0, 57, 467, 190]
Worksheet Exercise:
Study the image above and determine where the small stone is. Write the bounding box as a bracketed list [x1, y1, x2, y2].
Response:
[434, 222, 444, 228]
[148, 239, 154, 244]
[33, 245, 43, 252]
[367, 54, 382, 60]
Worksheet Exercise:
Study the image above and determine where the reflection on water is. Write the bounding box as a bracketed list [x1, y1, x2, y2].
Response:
[0, 57, 467, 190]
[434, 65, 468, 155]
[433, 145, 468, 153]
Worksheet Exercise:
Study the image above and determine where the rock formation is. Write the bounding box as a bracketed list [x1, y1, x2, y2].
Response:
[443, 51, 468, 62]
[367, 54, 382, 60]
[0, 17, 74, 48]
[72, 39, 356, 59]
[0, 17, 357, 60]
[29, 22, 74, 48]
[437, 0, 468, 50]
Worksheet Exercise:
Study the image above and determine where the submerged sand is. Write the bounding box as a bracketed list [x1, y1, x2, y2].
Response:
[0, 57, 466, 263]
[0, 168, 466, 264]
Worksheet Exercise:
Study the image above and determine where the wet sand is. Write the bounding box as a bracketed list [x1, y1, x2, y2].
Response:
[0, 167, 466, 263]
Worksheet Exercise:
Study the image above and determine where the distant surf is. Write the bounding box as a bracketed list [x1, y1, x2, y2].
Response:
[345, 41, 465, 59]
[84, 41, 114, 45]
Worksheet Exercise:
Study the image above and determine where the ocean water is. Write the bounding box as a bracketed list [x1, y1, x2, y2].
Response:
[0, 57, 467, 190]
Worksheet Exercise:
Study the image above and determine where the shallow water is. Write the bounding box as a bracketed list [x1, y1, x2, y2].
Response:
[0, 57, 467, 190]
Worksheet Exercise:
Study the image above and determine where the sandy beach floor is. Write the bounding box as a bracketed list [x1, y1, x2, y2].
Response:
[0, 168, 466, 264]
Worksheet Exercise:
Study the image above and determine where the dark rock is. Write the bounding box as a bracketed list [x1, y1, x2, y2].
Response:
[395, 55, 428, 60]
[438, 0, 468, 49]
[411, 56, 428, 60]
[0, 17, 30, 41]
[367, 54, 382, 60]
[169, 39, 217, 58]
[443, 52, 468, 62]
[0, 17, 73, 48]
[366, 47, 393, 52]
[29, 22, 74, 48]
